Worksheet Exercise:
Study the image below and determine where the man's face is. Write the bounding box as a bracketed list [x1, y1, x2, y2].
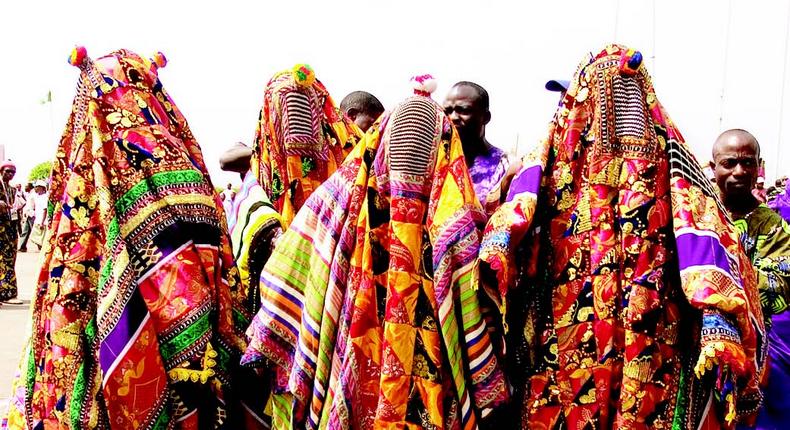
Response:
[34, 186, 45, 194]
[443, 86, 489, 144]
[350, 111, 376, 133]
[1, 167, 16, 183]
[711, 136, 760, 201]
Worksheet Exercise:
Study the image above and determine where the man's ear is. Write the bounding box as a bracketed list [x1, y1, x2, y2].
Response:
[483, 110, 491, 125]
[346, 107, 360, 121]
[709, 159, 715, 171]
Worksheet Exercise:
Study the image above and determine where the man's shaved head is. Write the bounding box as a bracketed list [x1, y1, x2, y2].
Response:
[443, 81, 491, 148]
[450, 81, 489, 111]
[711, 128, 762, 213]
[340, 91, 384, 132]
[712, 129, 760, 159]
[220, 142, 253, 175]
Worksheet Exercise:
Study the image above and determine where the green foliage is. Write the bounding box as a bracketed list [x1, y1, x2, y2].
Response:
[28, 161, 52, 182]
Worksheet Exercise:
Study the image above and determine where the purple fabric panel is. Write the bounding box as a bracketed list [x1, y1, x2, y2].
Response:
[99, 289, 147, 375]
[675, 232, 734, 278]
[505, 165, 542, 203]
[754, 311, 790, 428]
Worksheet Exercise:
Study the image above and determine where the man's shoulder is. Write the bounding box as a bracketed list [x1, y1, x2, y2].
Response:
[485, 145, 511, 168]
[749, 205, 789, 234]
[487, 144, 507, 158]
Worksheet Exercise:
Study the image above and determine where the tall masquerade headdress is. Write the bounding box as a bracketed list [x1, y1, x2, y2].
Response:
[251, 64, 362, 229]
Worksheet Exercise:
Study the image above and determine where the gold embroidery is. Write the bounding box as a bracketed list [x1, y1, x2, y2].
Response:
[52, 320, 82, 350]
[168, 342, 218, 384]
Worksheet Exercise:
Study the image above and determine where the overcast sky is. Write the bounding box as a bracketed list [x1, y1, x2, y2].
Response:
[1, 0, 788, 187]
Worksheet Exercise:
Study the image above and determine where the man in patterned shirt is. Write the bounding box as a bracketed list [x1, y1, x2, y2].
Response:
[443, 81, 509, 214]
[712, 128, 790, 429]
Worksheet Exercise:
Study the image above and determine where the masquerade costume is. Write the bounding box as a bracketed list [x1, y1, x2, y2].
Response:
[5, 47, 248, 429]
[252, 64, 362, 230]
[243, 80, 508, 429]
[480, 45, 765, 429]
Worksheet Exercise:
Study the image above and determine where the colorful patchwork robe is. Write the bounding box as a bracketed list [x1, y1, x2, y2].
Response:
[4, 49, 249, 430]
[479, 45, 766, 430]
[243, 95, 509, 430]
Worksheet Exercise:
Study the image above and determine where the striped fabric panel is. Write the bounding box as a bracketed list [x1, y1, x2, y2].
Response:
[271, 392, 294, 430]
[667, 138, 730, 217]
[434, 206, 505, 420]
[114, 170, 205, 216]
[388, 98, 437, 176]
[612, 74, 648, 138]
[258, 234, 312, 346]
[250, 166, 361, 424]
[291, 183, 359, 427]
[283, 91, 317, 142]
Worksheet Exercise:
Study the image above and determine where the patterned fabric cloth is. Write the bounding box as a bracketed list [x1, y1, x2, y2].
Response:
[732, 206, 790, 430]
[228, 170, 281, 321]
[242, 94, 509, 430]
[733, 205, 790, 318]
[768, 180, 790, 222]
[0, 180, 17, 301]
[252, 64, 362, 230]
[468, 145, 509, 215]
[3, 49, 249, 429]
[479, 45, 765, 429]
[226, 170, 282, 428]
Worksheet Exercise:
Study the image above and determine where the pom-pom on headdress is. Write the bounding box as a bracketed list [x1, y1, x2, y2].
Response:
[68, 46, 88, 68]
[150, 51, 168, 70]
[292, 64, 316, 87]
[411, 74, 437, 97]
[619, 48, 643, 76]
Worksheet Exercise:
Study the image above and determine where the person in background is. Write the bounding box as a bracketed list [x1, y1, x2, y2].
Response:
[544, 78, 570, 102]
[221, 182, 232, 200]
[220, 182, 233, 220]
[218, 141, 282, 427]
[769, 176, 790, 222]
[220, 142, 280, 311]
[11, 183, 24, 235]
[28, 180, 49, 249]
[339, 90, 385, 133]
[17, 183, 34, 252]
[443, 81, 509, 214]
[711, 129, 790, 429]
[768, 177, 787, 203]
[0, 160, 21, 305]
[753, 176, 767, 202]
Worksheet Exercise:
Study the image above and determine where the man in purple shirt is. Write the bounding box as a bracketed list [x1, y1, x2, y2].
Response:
[443, 81, 509, 213]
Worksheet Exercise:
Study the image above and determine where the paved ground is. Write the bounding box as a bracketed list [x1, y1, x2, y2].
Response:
[0, 250, 39, 399]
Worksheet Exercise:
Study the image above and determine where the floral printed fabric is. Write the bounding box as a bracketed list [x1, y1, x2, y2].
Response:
[479, 44, 765, 429]
[3, 49, 250, 429]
